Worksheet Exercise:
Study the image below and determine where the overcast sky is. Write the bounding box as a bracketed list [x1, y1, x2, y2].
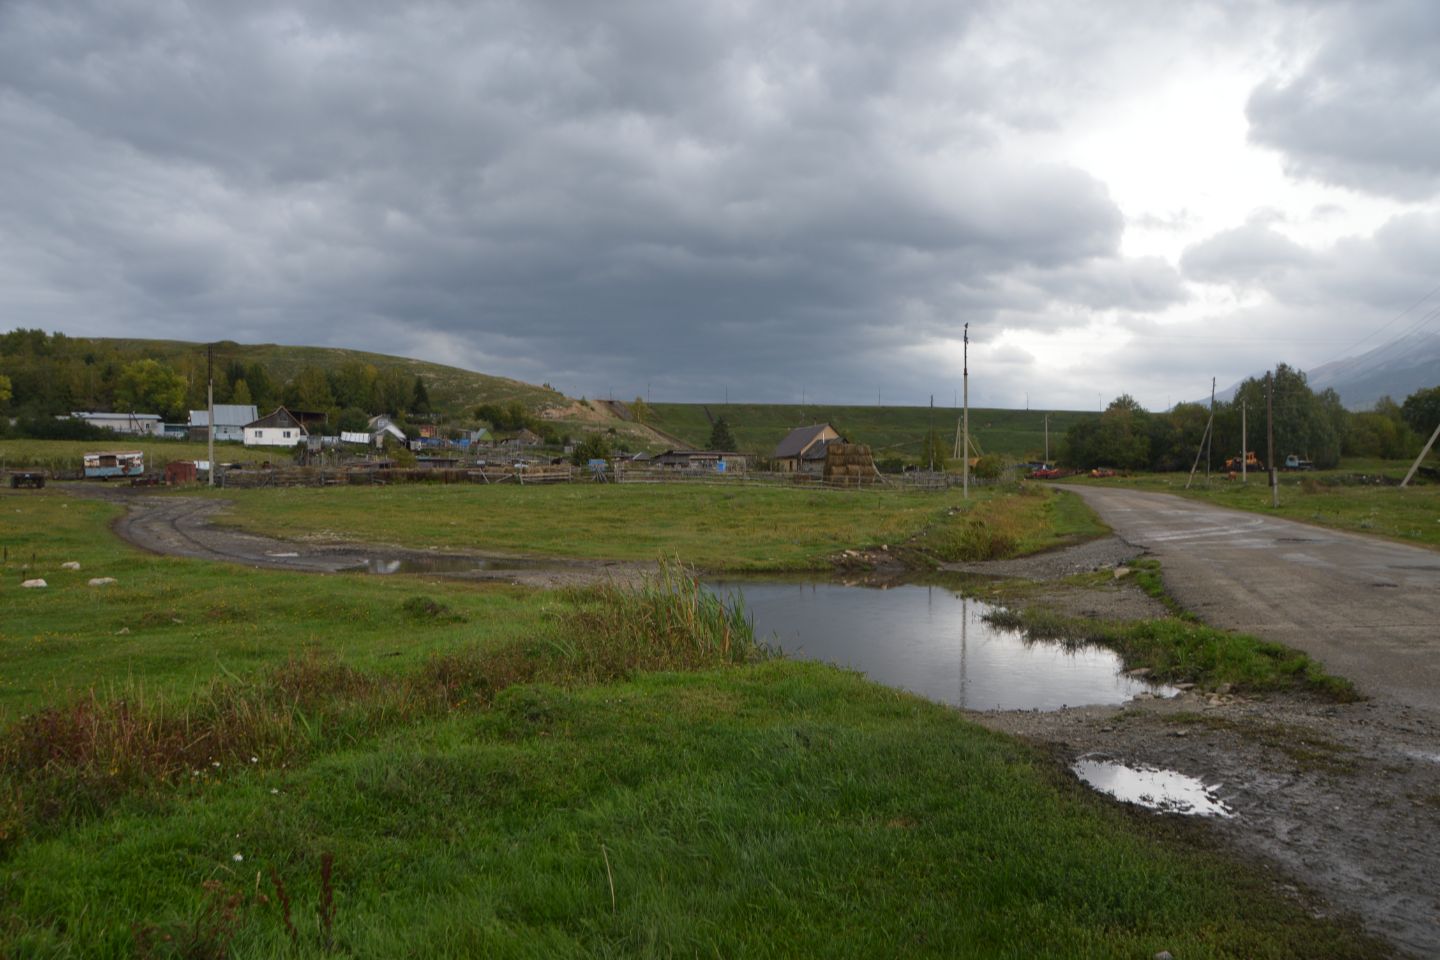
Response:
[2, 0, 1437, 410]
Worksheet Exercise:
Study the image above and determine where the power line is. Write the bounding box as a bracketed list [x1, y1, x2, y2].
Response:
[1306, 278, 1440, 371]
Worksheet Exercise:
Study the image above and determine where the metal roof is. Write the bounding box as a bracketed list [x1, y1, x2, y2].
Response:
[772, 424, 837, 459]
[189, 405, 258, 428]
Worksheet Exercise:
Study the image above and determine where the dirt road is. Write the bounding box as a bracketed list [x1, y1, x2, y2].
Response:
[1063, 484, 1440, 709]
[975, 484, 1440, 955]
[86, 489, 643, 588]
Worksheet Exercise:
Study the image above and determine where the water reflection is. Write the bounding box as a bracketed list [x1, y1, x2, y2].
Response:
[1072, 757, 1233, 817]
[710, 581, 1170, 711]
[354, 555, 540, 575]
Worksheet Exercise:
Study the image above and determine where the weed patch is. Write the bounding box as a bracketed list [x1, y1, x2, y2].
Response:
[985, 608, 1358, 700]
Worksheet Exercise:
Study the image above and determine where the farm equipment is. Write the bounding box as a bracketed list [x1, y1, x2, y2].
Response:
[7, 472, 45, 489]
[1223, 451, 1263, 472]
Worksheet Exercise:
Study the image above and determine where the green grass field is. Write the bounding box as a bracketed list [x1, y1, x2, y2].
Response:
[0, 490, 1387, 957]
[648, 402, 1090, 460]
[204, 483, 1105, 571]
[1067, 464, 1440, 549]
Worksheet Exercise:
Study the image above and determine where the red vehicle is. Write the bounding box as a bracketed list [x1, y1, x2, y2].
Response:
[1029, 466, 1064, 479]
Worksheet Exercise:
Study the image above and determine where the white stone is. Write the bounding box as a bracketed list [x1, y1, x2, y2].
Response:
[89, 577, 118, 586]
[61, 561, 81, 571]
[21, 579, 47, 588]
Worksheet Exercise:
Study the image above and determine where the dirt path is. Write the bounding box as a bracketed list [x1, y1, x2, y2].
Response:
[79, 487, 647, 589]
[1062, 484, 1440, 709]
[971, 486, 1440, 955]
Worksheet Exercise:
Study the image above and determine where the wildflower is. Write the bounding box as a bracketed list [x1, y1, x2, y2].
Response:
[211, 761, 221, 768]
[232, 853, 244, 862]
[270, 788, 279, 795]
[250, 756, 259, 763]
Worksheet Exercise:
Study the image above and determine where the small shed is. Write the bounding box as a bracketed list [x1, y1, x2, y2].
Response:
[164, 461, 199, 485]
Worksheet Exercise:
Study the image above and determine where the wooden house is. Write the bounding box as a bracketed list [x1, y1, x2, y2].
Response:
[772, 424, 842, 474]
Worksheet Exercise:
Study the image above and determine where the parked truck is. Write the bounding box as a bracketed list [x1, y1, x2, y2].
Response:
[1283, 454, 1315, 471]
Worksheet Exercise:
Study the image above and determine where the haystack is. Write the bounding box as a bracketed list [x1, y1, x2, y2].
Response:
[823, 443, 882, 485]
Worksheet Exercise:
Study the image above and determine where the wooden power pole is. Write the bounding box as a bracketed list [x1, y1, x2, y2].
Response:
[1267, 370, 1277, 507]
[962, 323, 970, 500]
[207, 344, 215, 488]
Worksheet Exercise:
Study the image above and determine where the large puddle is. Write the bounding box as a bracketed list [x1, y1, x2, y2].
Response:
[1072, 756, 1233, 817]
[709, 581, 1171, 711]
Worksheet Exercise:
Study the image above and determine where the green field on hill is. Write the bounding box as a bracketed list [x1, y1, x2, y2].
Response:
[648, 402, 1093, 460]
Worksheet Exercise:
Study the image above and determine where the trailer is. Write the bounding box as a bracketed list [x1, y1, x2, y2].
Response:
[83, 451, 145, 479]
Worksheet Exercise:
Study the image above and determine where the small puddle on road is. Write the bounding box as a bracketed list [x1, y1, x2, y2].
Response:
[1073, 756, 1233, 817]
[353, 555, 544, 575]
[709, 581, 1173, 712]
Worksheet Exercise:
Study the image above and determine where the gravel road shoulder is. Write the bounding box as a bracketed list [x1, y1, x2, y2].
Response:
[957, 535, 1440, 956]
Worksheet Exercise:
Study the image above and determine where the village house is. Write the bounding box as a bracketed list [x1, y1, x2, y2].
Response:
[187, 404, 259, 443]
[502, 427, 543, 449]
[771, 424, 842, 474]
[69, 411, 165, 437]
[367, 415, 408, 448]
[242, 407, 308, 448]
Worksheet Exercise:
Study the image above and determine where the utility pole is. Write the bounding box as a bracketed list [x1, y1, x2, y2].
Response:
[1241, 400, 1247, 483]
[1205, 377, 1215, 484]
[1267, 370, 1277, 507]
[1044, 413, 1050, 464]
[928, 394, 935, 472]
[1400, 421, 1440, 488]
[962, 323, 970, 500]
[206, 344, 215, 488]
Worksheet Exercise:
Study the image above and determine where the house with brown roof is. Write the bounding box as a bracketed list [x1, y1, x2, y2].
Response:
[242, 407, 308, 448]
[772, 424, 842, 473]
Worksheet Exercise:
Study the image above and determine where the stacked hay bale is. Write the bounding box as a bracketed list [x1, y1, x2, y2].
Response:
[823, 443, 882, 486]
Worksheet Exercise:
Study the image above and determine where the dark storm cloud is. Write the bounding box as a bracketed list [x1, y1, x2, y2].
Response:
[1246, 0, 1440, 199]
[0, 0, 1165, 404]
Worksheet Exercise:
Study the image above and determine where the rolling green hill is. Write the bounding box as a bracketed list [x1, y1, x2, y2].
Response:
[648, 403, 1093, 461]
[96, 338, 566, 416]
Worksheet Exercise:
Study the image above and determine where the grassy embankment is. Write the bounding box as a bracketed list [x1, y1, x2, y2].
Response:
[0, 489, 1388, 957]
[1065, 460, 1440, 550]
[647, 402, 1090, 460]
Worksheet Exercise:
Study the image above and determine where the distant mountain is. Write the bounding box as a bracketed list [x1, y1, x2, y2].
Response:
[1304, 331, 1440, 409]
[1211, 331, 1440, 410]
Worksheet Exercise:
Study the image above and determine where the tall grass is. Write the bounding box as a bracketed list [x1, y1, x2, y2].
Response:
[0, 563, 761, 852]
[557, 561, 763, 676]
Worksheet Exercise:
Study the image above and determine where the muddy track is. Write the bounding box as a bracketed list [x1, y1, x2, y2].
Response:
[972, 486, 1440, 955]
[80, 487, 647, 588]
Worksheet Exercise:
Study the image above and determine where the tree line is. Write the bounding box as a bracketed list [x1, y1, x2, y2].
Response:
[1063, 364, 1439, 471]
[0, 328, 430, 436]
